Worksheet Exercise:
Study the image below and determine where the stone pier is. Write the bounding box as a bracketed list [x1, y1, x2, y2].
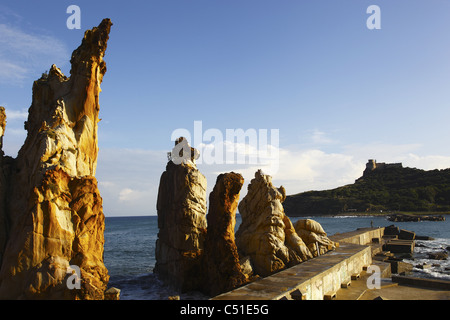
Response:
[212, 226, 450, 300]
[213, 227, 386, 300]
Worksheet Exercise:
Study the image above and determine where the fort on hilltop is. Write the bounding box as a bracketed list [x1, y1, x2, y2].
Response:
[363, 159, 402, 176]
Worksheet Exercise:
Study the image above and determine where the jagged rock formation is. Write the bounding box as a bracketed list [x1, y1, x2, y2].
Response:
[0, 107, 5, 149]
[156, 143, 251, 295]
[155, 138, 207, 292]
[0, 19, 112, 299]
[236, 170, 313, 277]
[0, 107, 7, 267]
[293, 219, 336, 257]
[203, 172, 248, 296]
[154, 150, 338, 294]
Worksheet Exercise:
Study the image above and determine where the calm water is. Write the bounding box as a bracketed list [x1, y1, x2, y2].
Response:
[104, 215, 450, 300]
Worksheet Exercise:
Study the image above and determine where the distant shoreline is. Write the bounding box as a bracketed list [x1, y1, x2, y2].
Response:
[287, 211, 450, 218]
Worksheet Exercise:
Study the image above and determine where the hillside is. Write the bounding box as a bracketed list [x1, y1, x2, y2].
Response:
[283, 162, 450, 217]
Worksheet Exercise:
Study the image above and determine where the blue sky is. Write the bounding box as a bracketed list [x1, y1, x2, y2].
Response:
[1, 1, 450, 216]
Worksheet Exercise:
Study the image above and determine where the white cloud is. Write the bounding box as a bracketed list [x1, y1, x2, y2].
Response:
[310, 129, 334, 145]
[118, 188, 152, 203]
[98, 181, 116, 188]
[0, 60, 28, 83]
[0, 23, 69, 85]
[96, 148, 167, 216]
[397, 153, 450, 171]
[270, 148, 361, 193]
[0, 105, 28, 157]
[5, 109, 28, 121]
[342, 142, 423, 163]
[3, 128, 26, 136]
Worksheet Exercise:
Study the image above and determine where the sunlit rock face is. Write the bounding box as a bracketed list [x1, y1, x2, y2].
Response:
[0, 19, 112, 300]
[236, 170, 313, 277]
[154, 139, 207, 292]
[293, 219, 337, 257]
[203, 172, 248, 296]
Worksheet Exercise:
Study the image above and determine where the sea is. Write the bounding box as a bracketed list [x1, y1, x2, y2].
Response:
[104, 215, 450, 300]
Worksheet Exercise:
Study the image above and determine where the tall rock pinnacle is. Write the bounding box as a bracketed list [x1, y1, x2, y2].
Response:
[0, 19, 112, 299]
[155, 138, 208, 292]
[203, 172, 248, 296]
[236, 170, 313, 277]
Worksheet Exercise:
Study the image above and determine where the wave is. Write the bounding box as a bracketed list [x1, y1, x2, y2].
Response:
[330, 215, 360, 219]
[108, 273, 209, 300]
[403, 238, 450, 281]
[295, 215, 362, 219]
[409, 266, 450, 281]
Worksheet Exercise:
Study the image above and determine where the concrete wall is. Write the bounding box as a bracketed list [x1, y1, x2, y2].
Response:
[213, 243, 372, 300]
[300, 244, 372, 300]
[213, 227, 385, 300]
[329, 227, 385, 246]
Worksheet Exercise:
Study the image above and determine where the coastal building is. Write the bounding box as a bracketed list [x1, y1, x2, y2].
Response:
[364, 159, 403, 175]
[354, 159, 403, 183]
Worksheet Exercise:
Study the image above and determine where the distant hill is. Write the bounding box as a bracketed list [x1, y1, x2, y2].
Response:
[283, 160, 450, 216]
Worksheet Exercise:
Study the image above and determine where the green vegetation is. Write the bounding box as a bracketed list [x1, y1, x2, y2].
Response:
[284, 166, 450, 216]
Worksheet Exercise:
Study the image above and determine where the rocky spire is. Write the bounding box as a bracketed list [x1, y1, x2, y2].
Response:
[0, 107, 5, 153]
[203, 172, 248, 296]
[0, 19, 112, 299]
[236, 170, 313, 277]
[0, 107, 7, 268]
[155, 138, 207, 292]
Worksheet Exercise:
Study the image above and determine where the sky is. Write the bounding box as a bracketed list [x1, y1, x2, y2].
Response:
[1, 0, 450, 216]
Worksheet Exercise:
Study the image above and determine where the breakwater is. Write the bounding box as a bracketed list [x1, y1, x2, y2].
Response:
[387, 213, 446, 222]
[213, 227, 387, 300]
[213, 224, 450, 300]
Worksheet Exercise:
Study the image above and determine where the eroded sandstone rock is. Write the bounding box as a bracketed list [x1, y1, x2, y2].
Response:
[203, 172, 248, 296]
[0, 107, 7, 267]
[0, 19, 112, 299]
[154, 139, 207, 292]
[236, 170, 313, 277]
[293, 219, 336, 257]
[0, 107, 5, 150]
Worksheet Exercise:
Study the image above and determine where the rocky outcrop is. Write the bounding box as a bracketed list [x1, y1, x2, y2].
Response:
[427, 251, 448, 260]
[154, 152, 337, 294]
[0, 19, 112, 299]
[0, 107, 7, 267]
[203, 172, 248, 296]
[388, 214, 445, 222]
[236, 170, 313, 277]
[154, 139, 207, 292]
[0, 107, 5, 150]
[293, 219, 336, 257]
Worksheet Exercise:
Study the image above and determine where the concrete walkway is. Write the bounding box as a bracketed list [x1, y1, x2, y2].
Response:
[213, 243, 372, 300]
[360, 284, 450, 300]
[334, 268, 450, 300]
[334, 254, 450, 300]
[212, 227, 450, 300]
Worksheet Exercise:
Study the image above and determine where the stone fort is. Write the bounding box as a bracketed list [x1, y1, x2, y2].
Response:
[363, 159, 403, 175]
